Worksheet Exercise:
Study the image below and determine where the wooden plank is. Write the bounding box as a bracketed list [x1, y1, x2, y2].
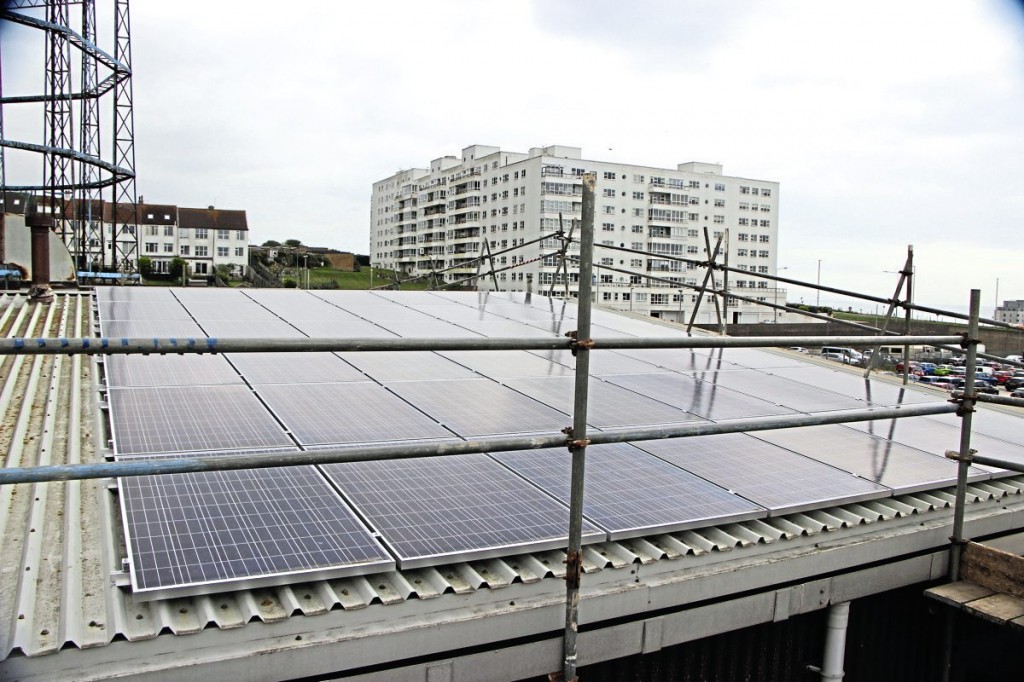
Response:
[963, 593, 1024, 625]
[924, 581, 994, 608]
[961, 541, 1024, 599]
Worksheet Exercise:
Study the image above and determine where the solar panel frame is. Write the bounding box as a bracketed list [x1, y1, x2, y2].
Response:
[491, 443, 765, 539]
[118, 457, 394, 601]
[338, 351, 479, 382]
[601, 372, 797, 421]
[226, 352, 368, 384]
[383, 378, 572, 438]
[255, 381, 455, 446]
[322, 453, 605, 568]
[750, 424, 991, 494]
[499, 376, 704, 429]
[105, 353, 244, 388]
[633, 433, 891, 515]
[107, 385, 295, 456]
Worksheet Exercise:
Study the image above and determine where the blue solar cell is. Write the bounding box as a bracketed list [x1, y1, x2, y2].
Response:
[323, 454, 604, 567]
[119, 461, 393, 600]
[492, 443, 764, 539]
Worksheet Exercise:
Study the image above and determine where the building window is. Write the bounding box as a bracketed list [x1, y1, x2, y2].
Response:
[144, 242, 158, 253]
[163, 243, 174, 253]
[760, 235, 770, 242]
[195, 245, 209, 257]
[180, 245, 190, 256]
[217, 247, 229, 257]
[714, 183, 725, 191]
[217, 229, 230, 240]
[235, 247, 244, 257]
[713, 215, 725, 224]
[603, 188, 616, 197]
[163, 225, 174, 236]
[603, 206, 615, 214]
[195, 228, 208, 239]
[633, 191, 645, 200]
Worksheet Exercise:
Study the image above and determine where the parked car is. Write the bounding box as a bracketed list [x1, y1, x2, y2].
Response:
[934, 365, 954, 376]
[918, 362, 937, 376]
[1006, 376, 1024, 391]
[950, 380, 999, 395]
[1012, 387, 1024, 399]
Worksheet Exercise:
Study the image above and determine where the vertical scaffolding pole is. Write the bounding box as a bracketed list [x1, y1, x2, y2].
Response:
[686, 232, 723, 334]
[941, 288, 980, 682]
[949, 288, 981, 580]
[561, 172, 595, 682]
[903, 246, 914, 384]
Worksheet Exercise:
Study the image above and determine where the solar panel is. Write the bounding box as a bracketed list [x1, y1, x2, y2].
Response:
[704, 347, 808, 370]
[339, 351, 478, 381]
[108, 385, 294, 456]
[615, 348, 726, 374]
[118, 459, 393, 600]
[693, 369, 869, 413]
[227, 352, 367, 384]
[634, 433, 890, 515]
[384, 379, 571, 437]
[199, 319, 304, 339]
[925, 408, 1024, 448]
[255, 382, 453, 445]
[767, 367, 937, 406]
[105, 353, 244, 388]
[94, 287, 178, 304]
[440, 350, 576, 379]
[491, 443, 764, 539]
[500, 376, 703, 429]
[375, 317, 483, 338]
[100, 319, 205, 339]
[750, 424, 989, 494]
[98, 300, 193, 321]
[847, 416, 1024, 476]
[533, 348, 662, 376]
[322, 453, 605, 568]
[291, 317, 397, 338]
[601, 372, 796, 421]
[176, 300, 280, 322]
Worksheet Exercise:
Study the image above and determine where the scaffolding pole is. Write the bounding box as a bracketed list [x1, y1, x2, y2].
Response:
[562, 172, 595, 682]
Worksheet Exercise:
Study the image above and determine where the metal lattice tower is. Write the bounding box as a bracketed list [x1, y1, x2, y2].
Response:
[0, 0, 138, 273]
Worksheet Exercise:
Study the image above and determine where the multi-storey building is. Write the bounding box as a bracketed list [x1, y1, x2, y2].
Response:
[371, 145, 784, 323]
[995, 300, 1024, 326]
[0, 193, 249, 278]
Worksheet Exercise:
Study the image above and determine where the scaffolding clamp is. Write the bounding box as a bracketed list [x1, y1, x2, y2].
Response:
[565, 331, 594, 356]
[949, 393, 977, 416]
[944, 448, 976, 463]
[958, 331, 976, 350]
[563, 548, 583, 589]
[568, 438, 591, 450]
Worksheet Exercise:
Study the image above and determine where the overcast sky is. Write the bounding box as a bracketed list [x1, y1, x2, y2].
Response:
[4, 1, 1024, 313]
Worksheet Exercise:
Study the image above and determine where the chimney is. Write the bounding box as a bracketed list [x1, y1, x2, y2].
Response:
[26, 212, 54, 304]
[208, 205, 215, 211]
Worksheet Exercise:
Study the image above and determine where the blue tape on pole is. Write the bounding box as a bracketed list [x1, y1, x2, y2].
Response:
[14, 338, 24, 349]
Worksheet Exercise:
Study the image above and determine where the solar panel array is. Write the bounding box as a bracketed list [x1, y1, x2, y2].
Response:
[94, 287, 1021, 600]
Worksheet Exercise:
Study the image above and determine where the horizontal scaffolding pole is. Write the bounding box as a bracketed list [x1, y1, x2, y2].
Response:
[0, 334, 966, 356]
[0, 402, 958, 486]
[972, 393, 1024, 409]
[954, 452, 1024, 475]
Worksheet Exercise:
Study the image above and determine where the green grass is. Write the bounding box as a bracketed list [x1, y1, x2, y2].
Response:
[293, 267, 431, 291]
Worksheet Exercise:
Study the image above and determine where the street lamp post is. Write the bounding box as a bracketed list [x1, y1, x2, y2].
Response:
[774, 266, 789, 323]
[816, 259, 822, 309]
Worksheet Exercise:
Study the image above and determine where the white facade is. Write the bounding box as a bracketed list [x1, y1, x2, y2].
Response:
[371, 145, 785, 323]
[995, 300, 1024, 326]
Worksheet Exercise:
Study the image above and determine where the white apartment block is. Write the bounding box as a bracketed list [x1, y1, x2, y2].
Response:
[371, 145, 784, 324]
[994, 300, 1024, 326]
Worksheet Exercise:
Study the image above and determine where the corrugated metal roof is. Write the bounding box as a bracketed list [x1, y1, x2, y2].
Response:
[2, 292, 1023, 676]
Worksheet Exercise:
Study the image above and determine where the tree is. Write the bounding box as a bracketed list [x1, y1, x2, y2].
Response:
[262, 239, 281, 247]
[169, 257, 187, 280]
[138, 257, 153, 278]
[284, 239, 302, 248]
